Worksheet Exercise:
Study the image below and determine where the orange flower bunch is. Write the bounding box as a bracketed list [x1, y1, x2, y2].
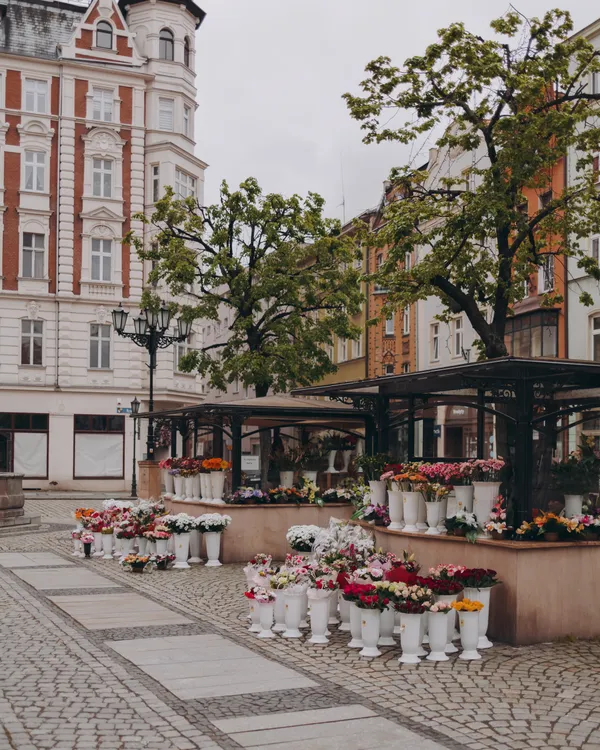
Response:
[452, 598, 484, 612]
[74, 507, 96, 521]
[202, 458, 231, 472]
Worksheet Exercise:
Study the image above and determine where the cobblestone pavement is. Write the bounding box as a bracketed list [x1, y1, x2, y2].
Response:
[0, 498, 598, 750]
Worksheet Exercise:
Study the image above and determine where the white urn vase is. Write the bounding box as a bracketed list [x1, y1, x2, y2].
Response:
[341, 450, 353, 473]
[283, 590, 305, 638]
[417, 493, 428, 531]
[359, 608, 381, 658]
[435, 593, 459, 653]
[473, 481, 501, 534]
[188, 528, 202, 564]
[425, 502, 442, 535]
[388, 489, 404, 530]
[173, 532, 191, 569]
[156, 538, 168, 556]
[93, 532, 104, 557]
[437, 496, 448, 534]
[303, 470, 318, 483]
[458, 610, 481, 660]
[338, 593, 351, 632]
[163, 470, 174, 496]
[257, 602, 275, 639]
[210, 472, 226, 504]
[347, 601, 363, 648]
[192, 474, 201, 502]
[378, 606, 396, 646]
[112, 535, 122, 559]
[173, 475, 184, 500]
[200, 474, 212, 502]
[279, 471, 295, 488]
[101, 534, 114, 560]
[326, 450, 339, 474]
[463, 586, 493, 648]
[564, 494, 584, 517]
[427, 612, 450, 661]
[184, 476, 194, 501]
[248, 598, 261, 633]
[454, 485, 474, 513]
[398, 612, 422, 664]
[307, 590, 331, 644]
[273, 592, 286, 632]
[368, 480, 386, 507]
[204, 531, 222, 567]
[402, 491, 421, 533]
[328, 592, 339, 626]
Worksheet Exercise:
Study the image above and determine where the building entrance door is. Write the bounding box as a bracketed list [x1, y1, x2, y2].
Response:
[0, 432, 12, 472]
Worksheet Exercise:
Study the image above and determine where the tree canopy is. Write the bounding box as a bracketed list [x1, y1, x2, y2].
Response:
[131, 177, 363, 397]
[344, 9, 600, 358]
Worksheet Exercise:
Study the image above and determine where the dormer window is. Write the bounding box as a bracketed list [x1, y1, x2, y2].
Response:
[96, 21, 113, 50]
[159, 29, 174, 61]
[184, 36, 191, 67]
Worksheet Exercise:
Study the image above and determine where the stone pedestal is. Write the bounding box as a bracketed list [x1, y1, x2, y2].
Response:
[0, 473, 25, 524]
[137, 461, 162, 500]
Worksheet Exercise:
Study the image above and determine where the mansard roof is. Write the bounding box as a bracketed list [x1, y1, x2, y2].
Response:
[0, 0, 85, 60]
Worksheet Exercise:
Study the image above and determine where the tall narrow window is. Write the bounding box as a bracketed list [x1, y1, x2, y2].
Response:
[183, 36, 191, 67]
[233, 377, 240, 394]
[175, 169, 196, 199]
[403, 305, 410, 335]
[352, 335, 362, 359]
[22, 233, 45, 278]
[384, 363, 394, 375]
[24, 79, 47, 114]
[404, 251, 411, 270]
[159, 29, 174, 60]
[96, 21, 113, 49]
[175, 335, 192, 372]
[402, 363, 410, 374]
[592, 236, 599, 264]
[92, 159, 112, 198]
[91, 238, 112, 282]
[453, 317, 464, 357]
[90, 324, 111, 369]
[538, 255, 555, 293]
[431, 323, 439, 362]
[92, 89, 113, 122]
[21, 320, 43, 366]
[339, 338, 348, 363]
[385, 314, 395, 336]
[158, 98, 174, 131]
[24, 151, 45, 192]
[152, 165, 160, 202]
[183, 105, 191, 137]
[592, 317, 600, 362]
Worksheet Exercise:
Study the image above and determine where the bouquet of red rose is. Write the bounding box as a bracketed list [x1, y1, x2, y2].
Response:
[342, 582, 376, 603]
[416, 576, 463, 595]
[454, 568, 500, 588]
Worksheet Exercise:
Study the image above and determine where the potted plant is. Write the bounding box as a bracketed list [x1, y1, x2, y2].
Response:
[120, 554, 154, 574]
[391, 583, 433, 664]
[374, 581, 397, 646]
[449, 462, 474, 512]
[381, 467, 404, 530]
[100, 526, 114, 560]
[424, 569, 465, 650]
[160, 513, 197, 569]
[306, 564, 338, 644]
[470, 458, 506, 527]
[196, 513, 232, 566]
[159, 457, 174, 496]
[413, 481, 451, 535]
[322, 432, 346, 474]
[301, 442, 327, 482]
[354, 583, 385, 658]
[551, 436, 600, 517]
[155, 553, 175, 571]
[359, 504, 390, 527]
[286, 524, 321, 553]
[445, 511, 481, 543]
[202, 458, 231, 504]
[484, 496, 509, 539]
[454, 568, 500, 649]
[426, 601, 453, 661]
[270, 446, 303, 487]
[271, 568, 309, 639]
[452, 599, 484, 660]
[341, 582, 372, 649]
[355, 454, 391, 505]
[243, 587, 262, 633]
[391, 470, 426, 533]
[252, 588, 277, 639]
[169, 458, 184, 500]
[340, 434, 358, 473]
[81, 533, 94, 558]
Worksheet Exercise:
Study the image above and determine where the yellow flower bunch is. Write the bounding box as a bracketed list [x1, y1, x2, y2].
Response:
[452, 598, 484, 612]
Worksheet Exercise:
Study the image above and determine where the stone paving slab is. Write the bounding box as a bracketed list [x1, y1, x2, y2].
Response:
[212, 705, 376, 733]
[48, 593, 191, 629]
[12, 567, 121, 590]
[0, 552, 74, 568]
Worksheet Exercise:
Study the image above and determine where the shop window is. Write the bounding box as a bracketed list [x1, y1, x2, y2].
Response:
[504, 310, 558, 358]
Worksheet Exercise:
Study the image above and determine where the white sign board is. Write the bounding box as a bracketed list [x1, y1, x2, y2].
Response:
[242, 455, 260, 472]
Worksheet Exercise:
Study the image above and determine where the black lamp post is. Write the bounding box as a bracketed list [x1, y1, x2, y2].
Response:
[112, 303, 192, 461]
[130, 396, 140, 497]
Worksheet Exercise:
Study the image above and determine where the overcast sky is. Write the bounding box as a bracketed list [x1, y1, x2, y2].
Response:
[195, 1, 595, 223]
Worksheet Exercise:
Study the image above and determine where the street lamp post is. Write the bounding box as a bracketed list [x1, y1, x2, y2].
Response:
[112, 303, 192, 461]
[130, 396, 140, 497]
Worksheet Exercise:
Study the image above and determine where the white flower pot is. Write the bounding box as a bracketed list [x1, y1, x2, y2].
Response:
[388, 490, 404, 530]
[338, 593, 351, 632]
[425, 502, 441, 535]
[279, 471, 295, 488]
[347, 601, 363, 648]
[188, 528, 202, 564]
[113, 535, 122, 559]
[328, 591, 339, 626]
[378, 605, 396, 646]
[427, 612, 450, 661]
[210, 472, 226, 504]
[435, 594, 459, 652]
[120, 537, 134, 556]
[303, 470, 318, 483]
[102, 534, 113, 560]
[184, 476, 194, 501]
[473, 481, 501, 535]
[463, 586, 493, 648]
[163, 470, 174, 496]
[136, 536, 147, 556]
[248, 599, 261, 632]
[402, 492, 421, 533]
[368, 480, 387, 507]
[341, 450, 352, 473]
[300, 590, 309, 628]
[72, 538, 82, 556]
[454, 485, 474, 513]
[156, 538, 168, 556]
[359, 608, 381, 657]
[437, 496, 448, 534]
[283, 590, 305, 638]
[394, 611, 402, 635]
[167, 535, 175, 554]
[458, 610, 481, 660]
[93, 532, 104, 557]
[273, 591, 286, 632]
[257, 602, 275, 639]
[173, 532, 191, 569]
[564, 494, 584, 517]
[325, 449, 339, 474]
[307, 590, 331, 644]
[204, 531, 222, 567]
[173, 475, 184, 500]
[192, 475, 201, 502]
[147, 540, 157, 555]
[200, 474, 212, 501]
[398, 612, 422, 664]
[417, 493, 428, 531]
[418, 613, 427, 655]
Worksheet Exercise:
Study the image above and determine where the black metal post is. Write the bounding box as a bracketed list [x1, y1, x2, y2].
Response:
[407, 396, 415, 460]
[170, 419, 177, 458]
[365, 416, 376, 456]
[146, 331, 156, 460]
[231, 416, 243, 490]
[193, 418, 198, 456]
[476, 389, 485, 459]
[212, 417, 224, 457]
[131, 416, 138, 497]
[514, 380, 534, 526]
[376, 396, 390, 454]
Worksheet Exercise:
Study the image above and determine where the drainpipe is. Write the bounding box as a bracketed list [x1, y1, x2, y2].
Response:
[563, 152, 568, 360]
[54, 64, 63, 389]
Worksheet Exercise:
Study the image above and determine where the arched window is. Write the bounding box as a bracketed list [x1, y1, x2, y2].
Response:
[183, 36, 191, 67]
[96, 21, 113, 50]
[159, 28, 174, 61]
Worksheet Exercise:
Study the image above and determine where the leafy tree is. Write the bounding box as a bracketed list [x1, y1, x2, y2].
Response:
[130, 177, 363, 481]
[344, 9, 600, 358]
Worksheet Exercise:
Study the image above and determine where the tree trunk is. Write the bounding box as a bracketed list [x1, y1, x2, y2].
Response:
[255, 384, 271, 490]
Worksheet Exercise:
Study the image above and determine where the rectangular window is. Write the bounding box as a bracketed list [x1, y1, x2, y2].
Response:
[326, 342, 334, 361]
[183, 105, 191, 137]
[593, 317, 600, 362]
[374, 253, 387, 292]
[174, 336, 192, 372]
[73, 414, 124, 479]
[504, 310, 558, 358]
[92, 159, 112, 198]
[592, 237, 599, 264]
[453, 317, 463, 357]
[539, 190, 553, 209]
[339, 338, 347, 363]
[175, 169, 196, 199]
[24, 150, 45, 192]
[24, 79, 48, 114]
[91, 238, 112, 282]
[233, 377, 240, 394]
[538, 255, 555, 293]
[158, 98, 174, 131]
[89, 324, 111, 369]
[22, 233, 45, 279]
[92, 89, 113, 122]
[404, 251, 411, 270]
[431, 323, 439, 362]
[402, 363, 410, 374]
[21, 320, 43, 366]
[385, 315, 395, 336]
[152, 165, 160, 203]
[384, 363, 394, 375]
[352, 335, 362, 359]
[403, 305, 410, 335]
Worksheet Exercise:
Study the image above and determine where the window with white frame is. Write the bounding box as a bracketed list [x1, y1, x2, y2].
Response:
[233, 377, 240, 394]
[24, 151, 45, 192]
[402, 362, 410, 374]
[352, 335, 362, 359]
[374, 253, 387, 291]
[405, 251, 411, 270]
[538, 255, 555, 293]
[92, 159, 112, 198]
[339, 338, 348, 362]
[453, 317, 464, 357]
[152, 165, 160, 203]
[92, 89, 113, 122]
[96, 21, 113, 49]
[174, 335, 192, 372]
[430, 323, 440, 362]
[592, 236, 600, 264]
[385, 314, 395, 336]
[159, 28, 174, 61]
[158, 98, 174, 131]
[184, 36, 191, 67]
[325, 342, 334, 361]
[21, 320, 43, 366]
[592, 316, 600, 362]
[183, 105, 191, 137]
[89, 324, 111, 369]
[403, 305, 410, 335]
[175, 169, 196, 199]
[91, 238, 112, 282]
[22, 233, 45, 278]
[384, 363, 394, 375]
[24, 79, 48, 114]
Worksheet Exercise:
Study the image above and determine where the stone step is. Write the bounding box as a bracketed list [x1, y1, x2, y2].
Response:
[0, 515, 42, 534]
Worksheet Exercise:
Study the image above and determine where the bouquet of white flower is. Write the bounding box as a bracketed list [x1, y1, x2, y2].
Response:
[286, 524, 321, 552]
[160, 513, 197, 534]
[196, 513, 232, 533]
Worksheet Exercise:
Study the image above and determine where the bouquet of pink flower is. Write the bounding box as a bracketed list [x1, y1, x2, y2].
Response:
[470, 458, 505, 482]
